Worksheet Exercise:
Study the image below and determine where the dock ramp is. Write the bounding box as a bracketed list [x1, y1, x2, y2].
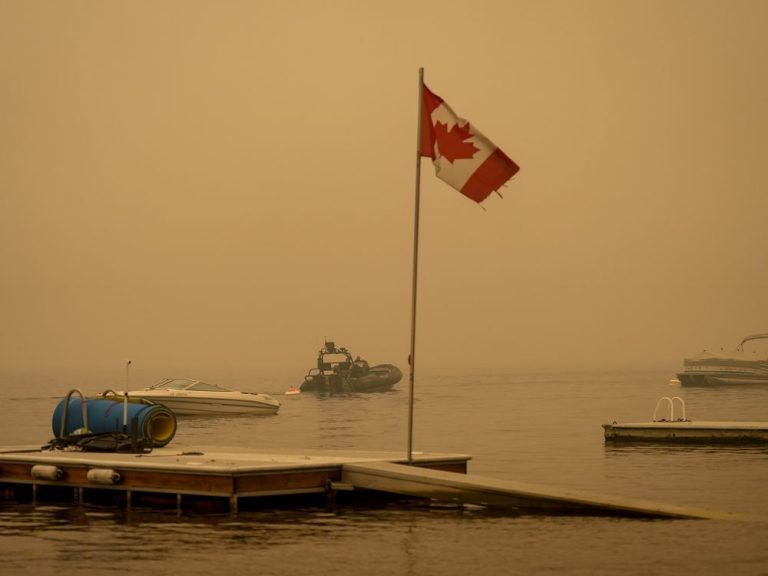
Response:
[342, 462, 736, 519]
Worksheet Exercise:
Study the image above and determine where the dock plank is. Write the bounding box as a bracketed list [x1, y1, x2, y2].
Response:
[341, 461, 739, 520]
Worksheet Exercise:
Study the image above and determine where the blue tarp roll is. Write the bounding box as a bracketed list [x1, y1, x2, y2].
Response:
[51, 398, 177, 447]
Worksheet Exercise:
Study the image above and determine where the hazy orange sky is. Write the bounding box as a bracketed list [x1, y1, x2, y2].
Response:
[1, 0, 767, 378]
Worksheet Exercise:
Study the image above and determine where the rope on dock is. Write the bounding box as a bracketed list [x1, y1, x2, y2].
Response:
[41, 431, 153, 453]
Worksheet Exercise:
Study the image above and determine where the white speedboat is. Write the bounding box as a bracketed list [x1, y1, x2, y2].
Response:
[113, 378, 281, 415]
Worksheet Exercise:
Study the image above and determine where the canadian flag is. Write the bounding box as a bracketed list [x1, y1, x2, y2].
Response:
[419, 84, 519, 203]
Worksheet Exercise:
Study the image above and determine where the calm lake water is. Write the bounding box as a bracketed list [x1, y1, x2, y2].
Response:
[1, 368, 767, 575]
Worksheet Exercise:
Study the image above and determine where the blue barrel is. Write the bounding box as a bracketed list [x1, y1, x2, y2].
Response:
[52, 398, 177, 447]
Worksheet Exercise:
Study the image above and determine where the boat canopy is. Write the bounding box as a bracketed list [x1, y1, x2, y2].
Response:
[684, 349, 768, 368]
[684, 333, 768, 367]
[738, 333, 768, 351]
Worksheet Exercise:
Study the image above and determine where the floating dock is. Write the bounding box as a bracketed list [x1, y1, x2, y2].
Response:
[603, 396, 768, 444]
[603, 420, 768, 443]
[0, 445, 738, 519]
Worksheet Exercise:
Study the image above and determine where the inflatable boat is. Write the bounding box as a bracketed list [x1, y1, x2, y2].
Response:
[299, 341, 402, 393]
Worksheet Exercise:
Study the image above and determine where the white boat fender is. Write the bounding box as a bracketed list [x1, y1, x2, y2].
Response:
[31, 465, 65, 481]
[87, 468, 122, 485]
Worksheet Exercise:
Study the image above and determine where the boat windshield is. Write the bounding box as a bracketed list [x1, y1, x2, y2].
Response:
[151, 379, 232, 392]
[187, 381, 232, 392]
[321, 353, 351, 365]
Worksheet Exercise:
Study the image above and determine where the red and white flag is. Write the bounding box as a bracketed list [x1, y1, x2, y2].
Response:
[419, 84, 519, 203]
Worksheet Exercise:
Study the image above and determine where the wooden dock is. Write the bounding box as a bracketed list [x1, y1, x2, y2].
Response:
[0, 445, 469, 513]
[603, 421, 768, 443]
[0, 444, 739, 519]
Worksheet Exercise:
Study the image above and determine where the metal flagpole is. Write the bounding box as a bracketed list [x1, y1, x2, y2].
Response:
[407, 67, 425, 464]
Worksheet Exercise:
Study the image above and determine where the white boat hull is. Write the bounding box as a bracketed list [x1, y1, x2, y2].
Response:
[121, 393, 280, 416]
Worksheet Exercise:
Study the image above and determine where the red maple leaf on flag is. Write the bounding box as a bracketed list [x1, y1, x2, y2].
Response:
[434, 121, 479, 163]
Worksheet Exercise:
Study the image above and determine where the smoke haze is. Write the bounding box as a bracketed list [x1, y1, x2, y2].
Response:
[2, 1, 767, 380]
